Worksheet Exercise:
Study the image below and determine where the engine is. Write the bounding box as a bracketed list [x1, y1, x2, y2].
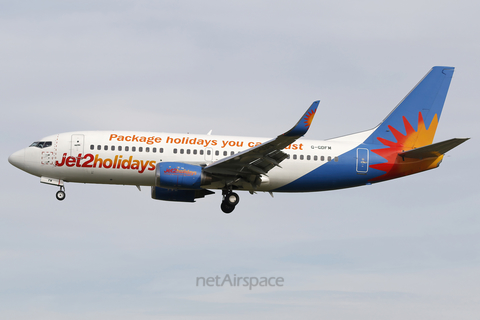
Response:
[151, 162, 214, 202]
[151, 186, 214, 202]
[154, 162, 211, 190]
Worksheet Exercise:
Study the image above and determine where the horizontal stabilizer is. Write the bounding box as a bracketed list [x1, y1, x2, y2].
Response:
[399, 138, 469, 159]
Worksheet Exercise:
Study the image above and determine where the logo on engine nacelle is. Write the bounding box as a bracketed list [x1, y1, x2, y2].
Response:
[163, 168, 197, 176]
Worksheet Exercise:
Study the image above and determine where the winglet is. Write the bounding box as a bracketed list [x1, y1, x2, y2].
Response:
[283, 100, 319, 137]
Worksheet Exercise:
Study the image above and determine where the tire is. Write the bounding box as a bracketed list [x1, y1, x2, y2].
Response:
[221, 201, 235, 214]
[56, 190, 66, 201]
[225, 192, 239, 206]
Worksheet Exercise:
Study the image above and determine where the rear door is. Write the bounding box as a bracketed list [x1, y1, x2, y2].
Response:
[356, 148, 369, 174]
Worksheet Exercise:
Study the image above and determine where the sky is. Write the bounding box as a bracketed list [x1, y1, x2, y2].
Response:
[1, 0, 479, 319]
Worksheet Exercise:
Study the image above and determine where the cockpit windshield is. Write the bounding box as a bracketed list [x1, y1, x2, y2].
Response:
[29, 141, 52, 148]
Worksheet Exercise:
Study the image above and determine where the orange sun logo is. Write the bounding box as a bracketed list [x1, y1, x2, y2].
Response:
[369, 112, 440, 182]
[303, 109, 316, 128]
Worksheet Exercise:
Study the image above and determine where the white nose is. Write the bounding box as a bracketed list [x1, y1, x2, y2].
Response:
[8, 149, 25, 170]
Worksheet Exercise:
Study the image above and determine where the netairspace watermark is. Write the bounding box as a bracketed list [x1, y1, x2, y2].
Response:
[196, 274, 284, 290]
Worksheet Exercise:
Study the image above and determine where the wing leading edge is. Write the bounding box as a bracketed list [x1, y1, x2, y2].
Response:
[203, 101, 319, 187]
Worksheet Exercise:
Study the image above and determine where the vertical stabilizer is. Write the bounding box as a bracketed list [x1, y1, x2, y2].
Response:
[365, 66, 454, 149]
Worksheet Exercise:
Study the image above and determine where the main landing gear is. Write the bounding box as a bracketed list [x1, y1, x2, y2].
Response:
[221, 189, 239, 214]
[56, 186, 66, 201]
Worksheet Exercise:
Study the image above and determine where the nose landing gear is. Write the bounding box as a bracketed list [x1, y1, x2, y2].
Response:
[221, 190, 239, 214]
[56, 186, 66, 201]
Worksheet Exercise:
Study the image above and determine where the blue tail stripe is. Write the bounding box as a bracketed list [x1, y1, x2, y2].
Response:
[365, 66, 454, 144]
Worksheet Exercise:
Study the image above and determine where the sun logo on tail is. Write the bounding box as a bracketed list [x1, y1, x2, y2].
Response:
[369, 112, 439, 181]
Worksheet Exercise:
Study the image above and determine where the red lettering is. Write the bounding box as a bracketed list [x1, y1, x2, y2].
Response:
[139, 160, 149, 173]
[103, 158, 113, 168]
[75, 153, 83, 167]
[93, 154, 103, 168]
[121, 156, 132, 169]
[55, 153, 67, 167]
[148, 161, 156, 171]
[66, 156, 76, 167]
[82, 154, 94, 168]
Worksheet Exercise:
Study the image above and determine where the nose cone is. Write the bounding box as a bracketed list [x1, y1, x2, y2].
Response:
[8, 149, 26, 170]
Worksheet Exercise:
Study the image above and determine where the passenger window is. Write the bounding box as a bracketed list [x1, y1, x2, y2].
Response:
[111, 146, 115, 151]
[314, 155, 318, 161]
[97, 145, 101, 150]
[139, 147, 143, 152]
[104, 145, 108, 151]
[287, 154, 290, 159]
[125, 146, 129, 151]
[193, 149, 197, 155]
[118, 146, 122, 151]
[146, 147, 150, 152]
[187, 149, 191, 154]
[173, 148, 177, 154]
[223, 151, 227, 156]
[231, 151, 234, 156]
[153, 147, 157, 153]
[307, 155, 311, 160]
[90, 145, 94, 150]
[215, 150, 219, 156]
[180, 149, 184, 154]
[200, 150, 204, 155]
[293, 155, 297, 160]
[321, 156, 324, 161]
[160, 148, 164, 153]
[300, 155, 304, 160]
[132, 146, 136, 152]
[328, 156, 332, 161]
[207, 150, 211, 155]
[334, 157, 339, 162]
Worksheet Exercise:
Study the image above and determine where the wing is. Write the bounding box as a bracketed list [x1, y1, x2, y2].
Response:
[203, 101, 319, 189]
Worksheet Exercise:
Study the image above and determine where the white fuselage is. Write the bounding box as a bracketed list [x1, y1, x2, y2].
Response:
[11, 131, 363, 192]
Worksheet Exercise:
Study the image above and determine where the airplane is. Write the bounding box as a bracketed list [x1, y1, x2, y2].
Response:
[8, 66, 469, 213]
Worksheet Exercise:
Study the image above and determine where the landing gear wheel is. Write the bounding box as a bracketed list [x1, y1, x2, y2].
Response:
[225, 192, 240, 206]
[56, 190, 66, 201]
[221, 201, 235, 214]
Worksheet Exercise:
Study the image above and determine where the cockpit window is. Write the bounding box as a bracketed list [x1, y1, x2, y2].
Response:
[29, 141, 52, 149]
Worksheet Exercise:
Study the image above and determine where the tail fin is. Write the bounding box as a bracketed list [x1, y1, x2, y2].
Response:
[364, 66, 455, 149]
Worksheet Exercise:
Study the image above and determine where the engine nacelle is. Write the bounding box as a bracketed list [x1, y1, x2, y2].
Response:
[151, 187, 214, 202]
[155, 162, 211, 190]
